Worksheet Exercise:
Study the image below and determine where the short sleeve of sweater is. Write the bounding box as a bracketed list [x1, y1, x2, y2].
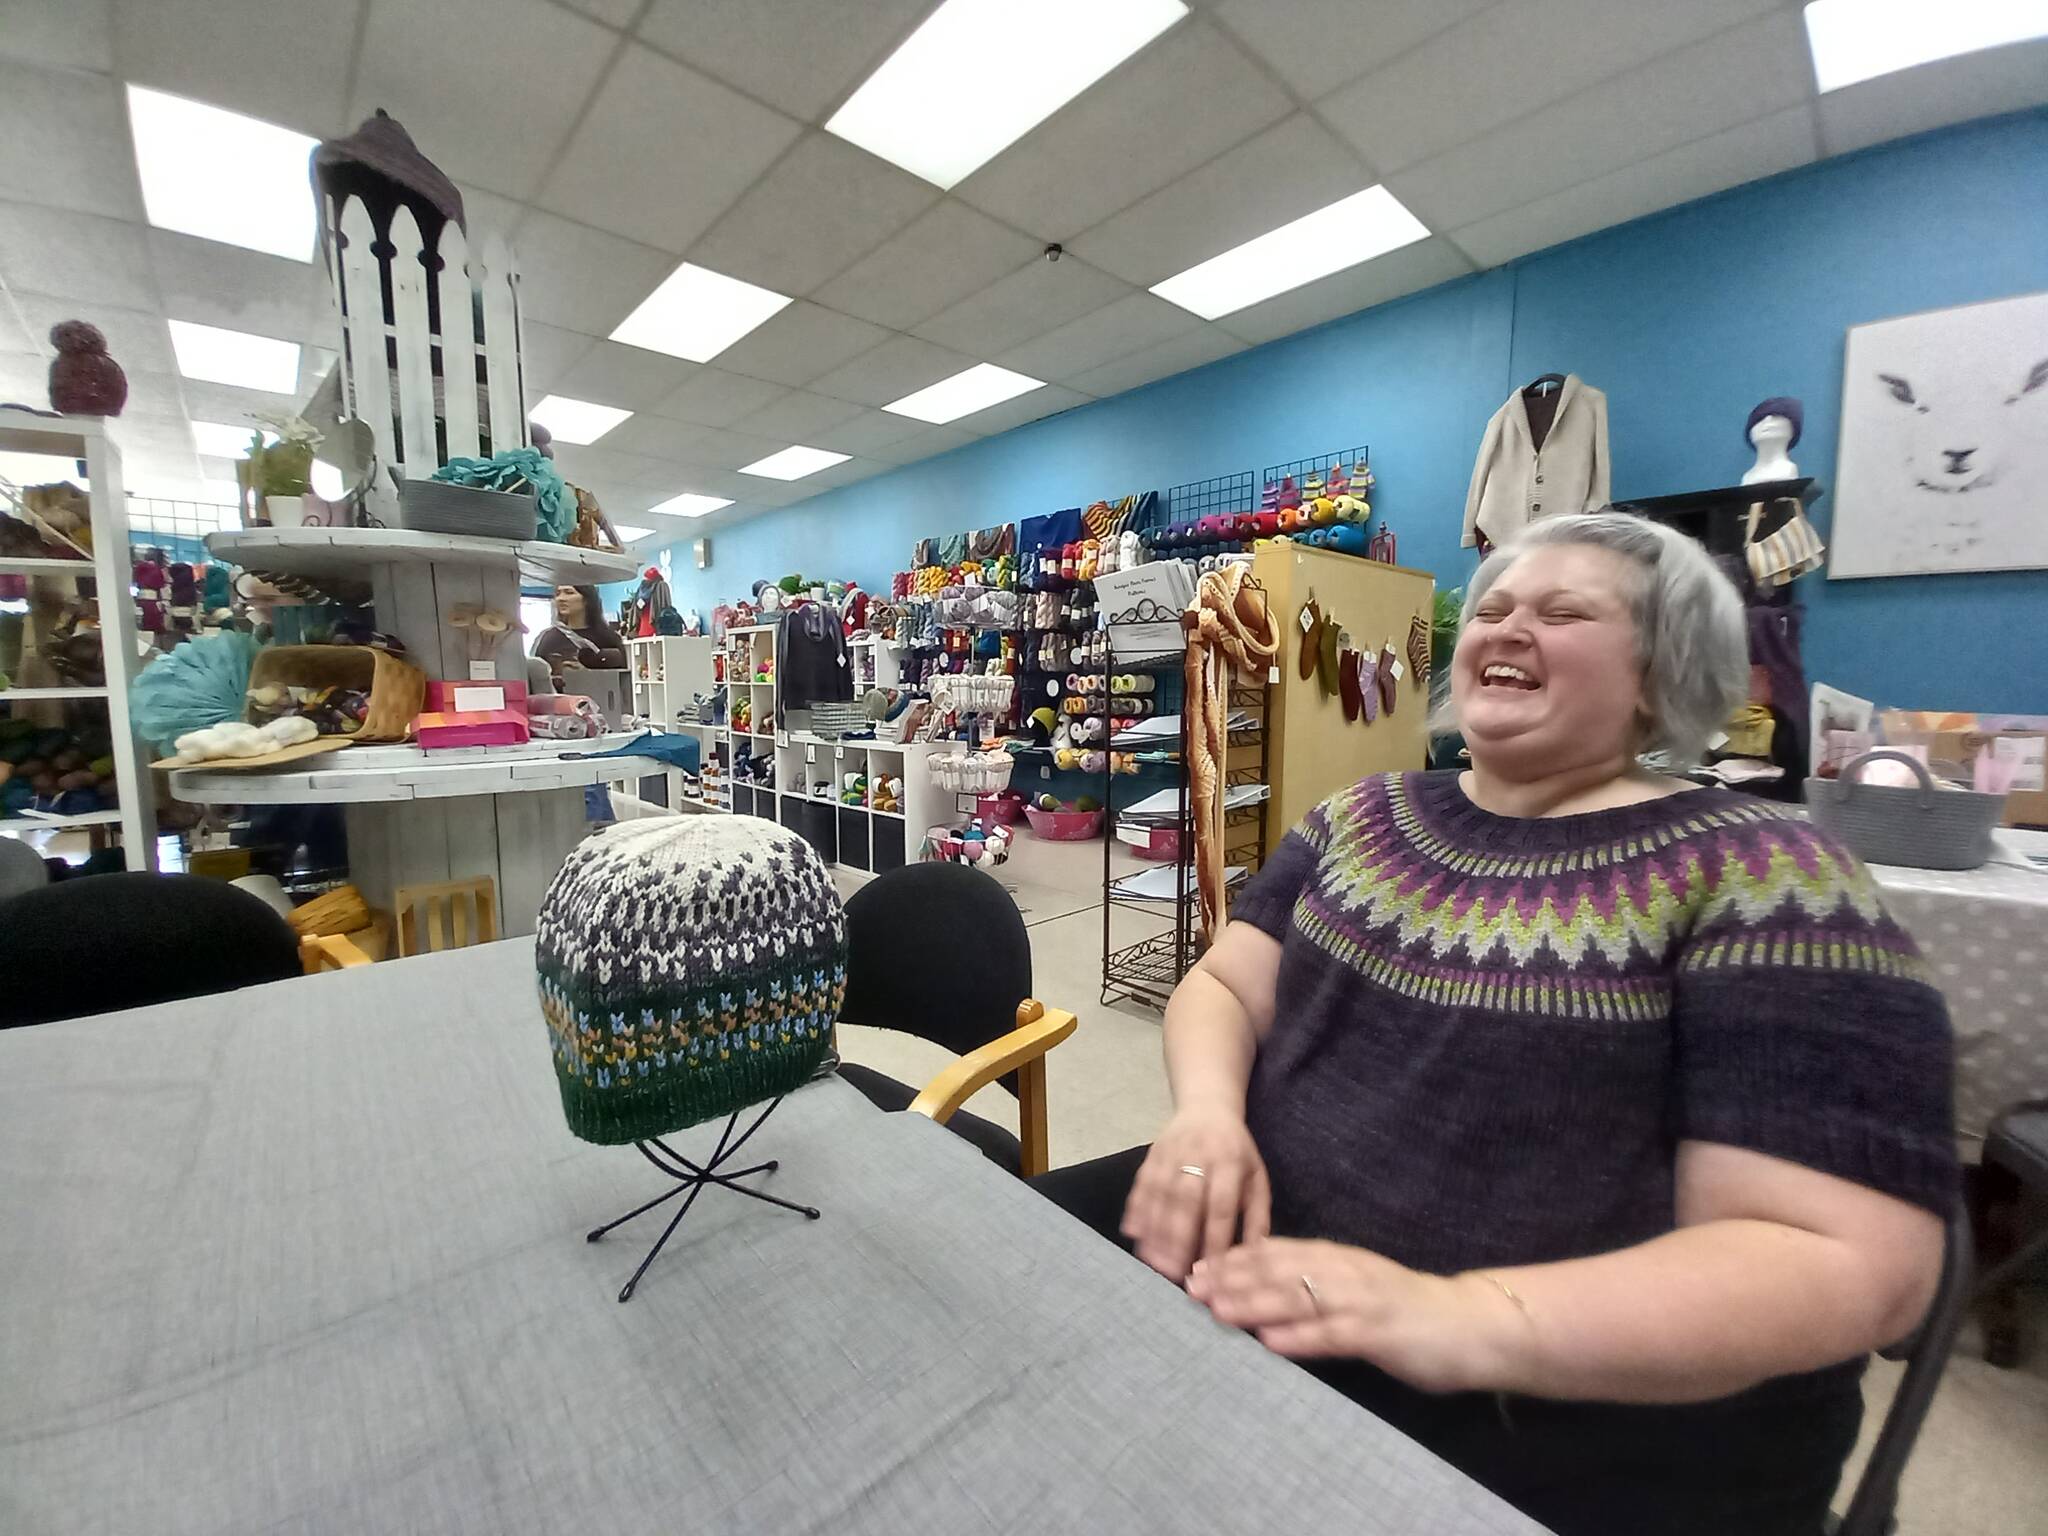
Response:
[1228, 798, 1334, 941]
[1672, 818, 1957, 1213]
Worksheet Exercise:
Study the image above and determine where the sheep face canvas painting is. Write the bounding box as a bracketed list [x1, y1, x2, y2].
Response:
[1830, 290, 2048, 578]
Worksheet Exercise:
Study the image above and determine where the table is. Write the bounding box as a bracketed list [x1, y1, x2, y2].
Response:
[0, 942, 1544, 1536]
[1870, 830, 2048, 1143]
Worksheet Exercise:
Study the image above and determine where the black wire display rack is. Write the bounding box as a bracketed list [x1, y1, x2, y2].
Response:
[1262, 444, 1370, 493]
[1167, 469, 1258, 524]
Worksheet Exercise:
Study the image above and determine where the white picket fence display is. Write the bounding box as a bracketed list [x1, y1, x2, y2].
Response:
[322, 194, 528, 489]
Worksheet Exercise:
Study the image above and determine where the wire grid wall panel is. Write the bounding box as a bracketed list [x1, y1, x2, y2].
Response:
[126, 498, 241, 567]
[1167, 470, 1258, 523]
[1262, 445, 1370, 490]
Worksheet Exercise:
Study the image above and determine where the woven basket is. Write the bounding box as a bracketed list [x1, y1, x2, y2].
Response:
[245, 645, 427, 743]
[1805, 749, 2004, 871]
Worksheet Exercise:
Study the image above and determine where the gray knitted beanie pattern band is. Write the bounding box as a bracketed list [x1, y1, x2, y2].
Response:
[535, 815, 845, 1145]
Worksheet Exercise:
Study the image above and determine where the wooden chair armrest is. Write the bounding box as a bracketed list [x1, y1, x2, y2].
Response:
[906, 1001, 1078, 1125]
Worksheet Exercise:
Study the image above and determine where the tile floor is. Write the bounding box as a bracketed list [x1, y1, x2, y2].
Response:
[833, 851, 2048, 1534]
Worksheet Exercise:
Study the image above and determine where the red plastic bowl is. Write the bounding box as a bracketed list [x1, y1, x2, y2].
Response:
[1023, 805, 1104, 841]
[976, 792, 1025, 825]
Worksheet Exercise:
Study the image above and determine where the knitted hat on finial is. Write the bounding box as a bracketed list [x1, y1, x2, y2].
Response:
[535, 816, 844, 1145]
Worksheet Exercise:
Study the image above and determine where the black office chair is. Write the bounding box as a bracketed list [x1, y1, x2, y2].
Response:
[0, 872, 303, 1028]
[1975, 1098, 2048, 1367]
[836, 863, 1076, 1177]
[1832, 1203, 1975, 1536]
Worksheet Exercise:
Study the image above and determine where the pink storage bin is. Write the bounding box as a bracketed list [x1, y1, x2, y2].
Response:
[416, 710, 530, 748]
[976, 791, 1025, 825]
[1023, 805, 1104, 841]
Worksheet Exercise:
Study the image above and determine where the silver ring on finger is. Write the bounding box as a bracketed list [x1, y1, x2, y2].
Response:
[1300, 1273, 1322, 1314]
[1179, 1164, 1207, 1179]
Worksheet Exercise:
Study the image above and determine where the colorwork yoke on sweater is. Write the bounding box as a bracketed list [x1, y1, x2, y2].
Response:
[1231, 770, 1956, 1277]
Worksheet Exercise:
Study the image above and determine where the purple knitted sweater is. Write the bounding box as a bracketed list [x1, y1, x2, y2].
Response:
[1231, 771, 1956, 1276]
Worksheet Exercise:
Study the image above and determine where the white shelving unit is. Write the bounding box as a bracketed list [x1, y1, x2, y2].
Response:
[620, 635, 718, 813]
[0, 408, 157, 869]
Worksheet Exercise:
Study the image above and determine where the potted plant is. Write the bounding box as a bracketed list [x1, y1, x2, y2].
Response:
[234, 414, 323, 527]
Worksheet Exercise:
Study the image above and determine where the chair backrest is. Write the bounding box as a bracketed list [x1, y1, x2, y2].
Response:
[395, 876, 498, 956]
[1834, 1203, 1975, 1536]
[839, 863, 1031, 1087]
[0, 872, 302, 1027]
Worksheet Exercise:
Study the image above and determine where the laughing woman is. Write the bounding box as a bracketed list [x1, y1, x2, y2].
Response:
[1036, 512, 1955, 1536]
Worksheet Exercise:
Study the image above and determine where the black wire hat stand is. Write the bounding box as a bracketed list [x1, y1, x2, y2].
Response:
[585, 1094, 819, 1303]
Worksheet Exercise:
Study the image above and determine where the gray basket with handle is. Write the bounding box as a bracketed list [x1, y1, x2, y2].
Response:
[1805, 749, 2004, 870]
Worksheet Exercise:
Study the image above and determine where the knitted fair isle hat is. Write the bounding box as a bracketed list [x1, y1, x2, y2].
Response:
[536, 816, 845, 1145]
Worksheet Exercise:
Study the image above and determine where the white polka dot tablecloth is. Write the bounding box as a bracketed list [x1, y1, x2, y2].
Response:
[1868, 829, 2048, 1143]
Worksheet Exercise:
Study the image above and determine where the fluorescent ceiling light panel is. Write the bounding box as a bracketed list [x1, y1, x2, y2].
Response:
[1149, 186, 1430, 321]
[167, 319, 302, 393]
[649, 492, 734, 518]
[609, 262, 792, 363]
[825, 0, 1189, 189]
[883, 363, 1045, 424]
[127, 85, 318, 260]
[191, 420, 275, 458]
[738, 445, 851, 481]
[1803, 0, 2048, 91]
[529, 394, 632, 445]
[611, 524, 656, 543]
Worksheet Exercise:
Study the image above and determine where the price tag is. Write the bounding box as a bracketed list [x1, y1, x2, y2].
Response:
[1267, 666, 1280, 685]
[1389, 659, 1405, 682]
[468, 660, 498, 681]
[1040, 766, 1051, 780]
[776, 731, 790, 748]
[805, 745, 816, 764]
[1299, 606, 1315, 633]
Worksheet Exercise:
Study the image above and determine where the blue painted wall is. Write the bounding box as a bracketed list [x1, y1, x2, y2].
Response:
[657, 109, 2048, 713]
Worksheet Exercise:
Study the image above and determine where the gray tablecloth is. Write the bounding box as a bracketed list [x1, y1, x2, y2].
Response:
[0, 941, 1543, 1536]
[1870, 831, 2048, 1143]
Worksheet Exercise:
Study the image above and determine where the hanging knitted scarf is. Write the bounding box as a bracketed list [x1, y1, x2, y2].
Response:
[1183, 562, 1278, 940]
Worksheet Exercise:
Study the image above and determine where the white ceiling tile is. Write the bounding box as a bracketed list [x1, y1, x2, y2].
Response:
[729, 388, 867, 441]
[1318, 0, 1789, 175]
[449, 182, 525, 246]
[951, 382, 1092, 437]
[1213, 236, 1476, 346]
[0, 60, 144, 222]
[110, 368, 190, 422]
[1450, 105, 1815, 269]
[549, 444, 679, 489]
[0, 348, 54, 404]
[1385, 12, 1814, 232]
[554, 340, 701, 410]
[113, 0, 363, 138]
[597, 412, 729, 463]
[635, 0, 932, 122]
[1212, 0, 1491, 102]
[177, 377, 301, 422]
[690, 426, 812, 472]
[805, 406, 926, 458]
[812, 199, 1042, 332]
[11, 296, 175, 376]
[997, 291, 1201, 384]
[1067, 113, 1370, 288]
[147, 229, 331, 346]
[710, 300, 891, 388]
[350, 0, 618, 199]
[1, 0, 114, 71]
[0, 203, 155, 310]
[647, 367, 789, 427]
[808, 333, 975, 407]
[869, 423, 979, 465]
[1816, 39, 2048, 159]
[954, 19, 1292, 243]
[1067, 324, 1245, 399]
[519, 322, 599, 395]
[508, 210, 677, 335]
[0, 301, 39, 355]
[535, 43, 802, 253]
[912, 256, 1131, 358]
[687, 132, 939, 298]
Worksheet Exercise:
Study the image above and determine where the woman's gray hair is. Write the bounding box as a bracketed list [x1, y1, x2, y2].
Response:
[1457, 511, 1749, 763]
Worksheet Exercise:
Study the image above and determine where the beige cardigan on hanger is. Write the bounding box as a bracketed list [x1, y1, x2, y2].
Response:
[1462, 374, 1610, 549]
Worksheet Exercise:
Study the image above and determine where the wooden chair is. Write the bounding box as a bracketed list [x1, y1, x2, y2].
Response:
[394, 877, 498, 957]
[299, 932, 374, 973]
[835, 863, 1077, 1178]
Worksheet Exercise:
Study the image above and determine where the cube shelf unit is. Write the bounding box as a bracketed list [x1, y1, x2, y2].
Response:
[622, 635, 717, 811]
[848, 633, 906, 690]
[0, 408, 157, 868]
[721, 622, 779, 812]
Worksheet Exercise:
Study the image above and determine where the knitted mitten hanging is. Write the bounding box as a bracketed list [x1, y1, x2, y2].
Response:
[1357, 648, 1380, 724]
[1298, 601, 1322, 680]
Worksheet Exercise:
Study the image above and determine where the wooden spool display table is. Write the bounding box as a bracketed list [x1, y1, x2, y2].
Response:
[189, 526, 649, 935]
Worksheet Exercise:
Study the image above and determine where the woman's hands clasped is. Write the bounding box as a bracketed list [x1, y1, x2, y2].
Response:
[1119, 1106, 1272, 1283]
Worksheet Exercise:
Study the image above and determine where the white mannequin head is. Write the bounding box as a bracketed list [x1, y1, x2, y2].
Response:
[1743, 413, 1798, 485]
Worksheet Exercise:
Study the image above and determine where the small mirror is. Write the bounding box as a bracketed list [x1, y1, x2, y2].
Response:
[310, 416, 376, 502]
